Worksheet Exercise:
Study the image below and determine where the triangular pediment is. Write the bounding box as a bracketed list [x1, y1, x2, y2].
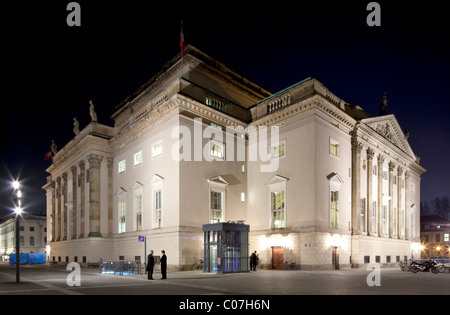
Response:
[327, 172, 344, 191]
[149, 174, 164, 185]
[207, 176, 229, 187]
[266, 175, 289, 185]
[361, 115, 415, 158]
[115, 187, 127, 196]
[130, 181, 144, 190]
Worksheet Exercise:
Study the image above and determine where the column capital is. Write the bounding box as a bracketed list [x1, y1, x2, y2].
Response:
[377, 154, 385, 165]
[106, 157, 114, 169]
[352, 140, 363, 155]
[397, 166, 403, 176]
[388, 161, 396, 172]
[87, 154, 103, 169]
[366, 147, 375, 161]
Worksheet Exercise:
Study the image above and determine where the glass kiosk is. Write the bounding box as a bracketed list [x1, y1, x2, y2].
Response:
[202, 222, 250, 273]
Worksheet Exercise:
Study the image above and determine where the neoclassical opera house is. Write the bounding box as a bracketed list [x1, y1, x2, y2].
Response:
[43, 45, 425, 270]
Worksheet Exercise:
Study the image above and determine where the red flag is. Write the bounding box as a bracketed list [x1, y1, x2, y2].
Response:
[180, 20, 185, 56]
[44, 150, 53, 162]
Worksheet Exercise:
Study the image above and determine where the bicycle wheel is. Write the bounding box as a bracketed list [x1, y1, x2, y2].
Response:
[438, 265, 446, 273]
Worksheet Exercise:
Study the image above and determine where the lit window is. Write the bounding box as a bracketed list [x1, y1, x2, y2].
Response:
[382, 205, 388, 235]
[330, 138, 339, 157]
[118, 160, 126, 174]
[210, 140, 225, 160]
[360, 198, 366, 232]
[210, 191, 223, 223]
[153, 190, 162, 229]
[444, 234, 449, 242]
[330, 191, 338, 228]
[152, 141, 162, 159]
[136, 195, 142, 231]
[371, 202, 377, 233]
[134, 151, 143, 166]
[271, 191, 285, 229]
[119, 201, 126, 233]
[271, 141, 286, 158]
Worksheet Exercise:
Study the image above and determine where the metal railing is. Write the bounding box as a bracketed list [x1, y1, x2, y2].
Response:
[99, 260, 141, 276]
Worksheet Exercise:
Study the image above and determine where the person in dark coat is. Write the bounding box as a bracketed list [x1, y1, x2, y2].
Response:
[146, 250, 155, 280]
[160, 250, 167, 279]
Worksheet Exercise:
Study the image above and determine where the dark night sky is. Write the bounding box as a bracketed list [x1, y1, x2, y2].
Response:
[1, 1, 449, 218]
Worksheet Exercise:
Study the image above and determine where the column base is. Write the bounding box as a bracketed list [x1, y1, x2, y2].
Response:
[88, 232, 102, 238]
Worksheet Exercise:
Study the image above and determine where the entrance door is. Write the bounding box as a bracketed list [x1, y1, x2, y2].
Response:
[332, 246, 339, 270]
[272, 247, 283, 270]
[209, 245, 218, 271]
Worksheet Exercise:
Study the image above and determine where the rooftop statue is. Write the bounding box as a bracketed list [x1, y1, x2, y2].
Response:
[89, 100, 98, 122]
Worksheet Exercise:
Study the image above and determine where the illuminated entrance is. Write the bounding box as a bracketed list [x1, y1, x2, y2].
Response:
[203, 222, 250, 273]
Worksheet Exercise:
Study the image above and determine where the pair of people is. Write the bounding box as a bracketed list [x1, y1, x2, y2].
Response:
[146, 250, 167, 280]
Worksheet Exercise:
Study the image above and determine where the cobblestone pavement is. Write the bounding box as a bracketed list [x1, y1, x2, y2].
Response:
[1, 262, 449, 297]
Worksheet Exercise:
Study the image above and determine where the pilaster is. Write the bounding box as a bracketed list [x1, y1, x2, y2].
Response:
[366, 148, 375, 235]
[78, 160, 86, 238]
[87, 154, 103, 238]
[388, 161, 395, 238]
[71, 165, 78, 239]
[377, 154, 384, 237]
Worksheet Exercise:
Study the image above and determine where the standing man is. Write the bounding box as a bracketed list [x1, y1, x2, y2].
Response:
[147, 250, 155, 280]
[160, 250, 167, 279]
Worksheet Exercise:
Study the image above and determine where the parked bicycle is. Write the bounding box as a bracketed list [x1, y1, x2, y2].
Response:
[434, 258, 450, 273]
[193, 258, 204, 270]
[399, 260, 410, 272]
[284, 258, 296, 270]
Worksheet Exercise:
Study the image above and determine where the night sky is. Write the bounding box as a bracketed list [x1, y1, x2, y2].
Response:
[1, 1, 448, 218]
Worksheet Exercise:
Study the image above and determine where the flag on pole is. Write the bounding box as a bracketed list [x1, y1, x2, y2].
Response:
[180, 20, 185, 56]
[44, 150, 53, 162]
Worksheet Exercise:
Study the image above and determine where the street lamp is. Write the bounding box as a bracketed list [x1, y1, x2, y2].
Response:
[12, 180, 22, 283]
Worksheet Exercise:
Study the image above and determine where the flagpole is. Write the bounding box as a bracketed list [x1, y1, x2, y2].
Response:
[180, 20, 184, 79]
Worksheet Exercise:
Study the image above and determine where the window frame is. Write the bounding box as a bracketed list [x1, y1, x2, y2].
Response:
[209, 140, 225, 160]
[329, 137, 340, 158]
[134, 151, 143, 167]
[118, 159, 126, 174]
[152, 140, 163, 159]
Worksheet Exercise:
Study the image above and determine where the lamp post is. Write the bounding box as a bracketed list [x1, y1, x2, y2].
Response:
[12, 180, 22, 283]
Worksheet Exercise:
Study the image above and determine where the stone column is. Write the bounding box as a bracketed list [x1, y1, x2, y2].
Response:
[71, 166, 78, 239]
[404, 170, 410, 239]
[377, 154, 384, 237]
[62, 172, 68, 240]
[79, 160, 86, 238]
[388, 161, 395, 238]
[397, 166, 403, 239]
[351, 139, 363, 269]
[49, 179, 56, 242]
[55, 177, 61, 241]
[87, 154, 103, 238]
[107, 157, 114, 236]
[351, 139, 363, 234]
[366, 148, 374, 235]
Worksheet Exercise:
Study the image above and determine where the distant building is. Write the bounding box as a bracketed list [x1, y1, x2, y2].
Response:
[420, 215, 450, 258]
[0, 213, 47, 261]
[43, 45, 425, 270]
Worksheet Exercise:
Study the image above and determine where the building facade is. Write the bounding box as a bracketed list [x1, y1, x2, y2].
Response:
[0, 213, 47, 261]
[43, 45, 425, 270]
[420, 215, 450, 258]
